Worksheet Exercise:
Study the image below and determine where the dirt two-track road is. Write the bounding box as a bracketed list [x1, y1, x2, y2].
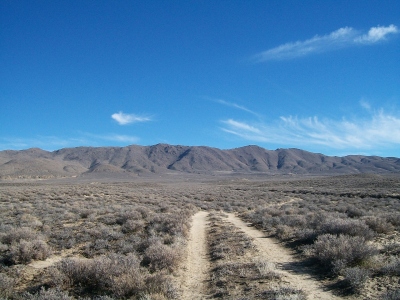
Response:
[179, 211, 339, 299]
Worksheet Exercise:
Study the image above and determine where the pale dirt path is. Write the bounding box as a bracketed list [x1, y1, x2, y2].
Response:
[226, 213, 340, 300]
[178, 211, 210, 300]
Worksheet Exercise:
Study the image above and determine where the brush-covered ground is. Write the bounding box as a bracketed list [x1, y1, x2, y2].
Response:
[0, 174, 399, 299]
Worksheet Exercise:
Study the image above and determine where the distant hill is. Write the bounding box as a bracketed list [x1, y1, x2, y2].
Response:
[0, 144, 399, 179]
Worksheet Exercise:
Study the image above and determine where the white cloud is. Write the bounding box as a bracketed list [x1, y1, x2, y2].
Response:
[90, 133, 139, 143]
[0, 133, 139, 151]
[216, 99, 261, 117]
[221, 108, 400, 151]
[111, 111, 151, 125]
[255, 24, 398, 61]
[355, 24, 398, 43]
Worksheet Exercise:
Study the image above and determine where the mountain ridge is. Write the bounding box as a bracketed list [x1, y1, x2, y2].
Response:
[0, 144, 399, 179]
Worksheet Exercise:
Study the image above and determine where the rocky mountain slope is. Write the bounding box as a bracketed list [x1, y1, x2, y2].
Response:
[0, 144, 399, 179]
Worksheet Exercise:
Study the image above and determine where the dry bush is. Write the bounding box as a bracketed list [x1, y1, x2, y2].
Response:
[309, 234, 378, 272]
[121, 219, 144, 234]
[19, 287, 73, 300]
[143, 273, 178, 299]
[318, 218, 374, 240]
[142, 242, 181, 273]
[342, 267, 370, 293]
[259, 287, 307, 299]
[275, 224, 294, 240]
[1, 227, 39, 245]
[253, 258, 281, 279]
[58, 253, 144, 297]
[363, 216, 395, 234]
[0, 273, 16, 298]
[380, 256, 400, 276]
[9, 239, 52, 264]
[382, 289, 400, 300]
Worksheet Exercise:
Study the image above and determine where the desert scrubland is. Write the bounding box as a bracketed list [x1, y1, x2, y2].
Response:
[0, 174, 399, 299]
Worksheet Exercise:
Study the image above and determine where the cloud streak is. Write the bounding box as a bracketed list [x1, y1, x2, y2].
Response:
[221, 108, 400, 152]
[254, 24, 398, 61]
[0, 133, 139, 151]
[112, 111, 152, 125]
[216, 99, 261, 117]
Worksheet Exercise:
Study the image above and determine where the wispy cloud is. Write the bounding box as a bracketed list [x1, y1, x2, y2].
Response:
[0, 133, 139, 151]
[111, 111, 152, 125]
[221, 106, 400, 152]
[0, 136, 88, 151]
[82, 132, 139, 144]
[254, 24, 398, 61]
[355, 24, 398, 43]
[216, 99, 261, 117]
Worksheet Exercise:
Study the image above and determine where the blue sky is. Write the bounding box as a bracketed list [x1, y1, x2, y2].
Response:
[1, 1, 399, 157]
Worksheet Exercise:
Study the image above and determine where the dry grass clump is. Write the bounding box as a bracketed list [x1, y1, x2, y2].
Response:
[258, 287, 307, 300]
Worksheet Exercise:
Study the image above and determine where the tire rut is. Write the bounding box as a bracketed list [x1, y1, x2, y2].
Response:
[179, 211, 210, 300]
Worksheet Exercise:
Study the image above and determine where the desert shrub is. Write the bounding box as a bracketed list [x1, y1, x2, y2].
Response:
[20, 287, 73, 300]
[382, 289, 400, 300]
[142, 242, 181, 272]
[9, 239, 52, 264]
[387, 213, 400, 228]
[121, 219, 144, 234]
[363, 216, 395, 234]
[318, 218, 374, 240]
[294, 228, 318, 244]
[309, 234, 378, 272]
[259, 287, 306, 299]
[146, 214, 190, 238]
[253, 258, 281, 279]
[116, 209, 142, 225]
[144, 273, 178, 299]
[58, 253, 144, 297]
[383, 243, 400, 255]
[380, 256, 400, 276]
[345, 206, 365, 218]
[18, 214, 43, 228]
[342, 267, 370, 293]
[43, 266, 71, 289]
[275, 225, 294, 240]
[1, 227, 38, 245]
[0, 273, 16, 298]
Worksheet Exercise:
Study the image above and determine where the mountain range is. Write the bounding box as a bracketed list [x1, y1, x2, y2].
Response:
[0, 144, 399, 179]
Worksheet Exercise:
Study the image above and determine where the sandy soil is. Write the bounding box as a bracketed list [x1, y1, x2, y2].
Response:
[178, 211, 210, 300]
[226, 213, 341, 300]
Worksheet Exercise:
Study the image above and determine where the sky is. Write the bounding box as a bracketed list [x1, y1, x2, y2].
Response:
[1, 0, 400, 157]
